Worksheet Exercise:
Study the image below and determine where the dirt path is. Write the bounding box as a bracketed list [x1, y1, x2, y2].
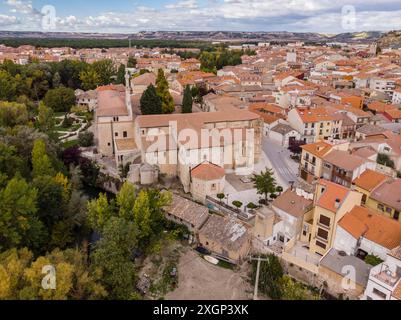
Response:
[166, 249, 253, 300]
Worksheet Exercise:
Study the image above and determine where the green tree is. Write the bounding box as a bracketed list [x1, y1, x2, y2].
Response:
[37, 102, 55, 134]
[140, 84, 162, 115]
[280, 276, 319, 300]
[115, 64, 126, 85]
[118, 162, 131, 179]
[91, 217, 138, 300]
[0, 248, 107, 300]
[52, 71, 61, 88]
[132, 189, 171, 251]
[92, 59, 116, 85]
[252, 168, 277, 203]
[87, 193, 114, 232]
[0, 176, 42, 251]
[32, 175, 64, 230]
[127, 57, 137, 68]
[25, 63, 51, 101]
[252, 254, 283, 299]
[117, 182, 136, 221]
[0, 69, 17, 101]
[43, 87, 76, 112]
[0, 101, 29, 127]
[182, 85, 193, 113]
[0, 143, 25, 180]
[79, 68, 101, 90]
[377, 153, 395, 169]
[156, 68, 174, 114]
[31, 139, 55, 177]
[78, 131, 94, 147]
[232, 200, 243, 209]
[217, 193, 225, 203]
[0, 248, 33, 299]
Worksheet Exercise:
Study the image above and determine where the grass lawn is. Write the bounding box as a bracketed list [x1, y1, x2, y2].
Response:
[217, 259, 235, 270]
[54, 112, 68, 117]
[59, 123, 81, 132]
[62, 139, 79, 148]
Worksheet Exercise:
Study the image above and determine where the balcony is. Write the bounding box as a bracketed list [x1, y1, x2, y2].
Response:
[373, 271, 400, 287]
[370, 263, 401, 291]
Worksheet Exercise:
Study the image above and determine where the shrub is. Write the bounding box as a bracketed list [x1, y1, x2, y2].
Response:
[232, 201, 243, 209]
[365, 254, 383, 266]
[247, 202, 257, 209]
[78, 131, 94, 147]
[377, 153, 395, 169]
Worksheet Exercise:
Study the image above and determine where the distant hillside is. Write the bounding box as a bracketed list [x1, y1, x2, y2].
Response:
[0, 30, 391, 48]
[378, 30, 401, 48]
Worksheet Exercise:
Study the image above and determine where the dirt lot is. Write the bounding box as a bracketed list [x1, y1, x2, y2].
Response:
[166, 248, 253, 300]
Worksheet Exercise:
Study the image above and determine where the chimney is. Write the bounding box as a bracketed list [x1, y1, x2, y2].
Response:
[334, 198, 341, 209]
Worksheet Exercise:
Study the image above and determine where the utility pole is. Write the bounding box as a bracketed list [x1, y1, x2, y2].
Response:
[249, 255, 269, 300]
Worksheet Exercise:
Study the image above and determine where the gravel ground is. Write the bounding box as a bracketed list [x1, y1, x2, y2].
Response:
[166, 249, 253, 300]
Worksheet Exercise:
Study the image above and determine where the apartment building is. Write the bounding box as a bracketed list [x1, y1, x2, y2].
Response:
[287, 107, 334, 143]
[308, 180, 362, 256]
[321, 150, 376, 187]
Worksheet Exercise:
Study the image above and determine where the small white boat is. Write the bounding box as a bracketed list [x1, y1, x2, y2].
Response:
[204, 255, 219, 265]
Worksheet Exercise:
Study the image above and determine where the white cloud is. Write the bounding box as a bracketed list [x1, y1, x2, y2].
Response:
[1, 0, 401, 33]
[6, 0, 39, 16]
[291, 10, 401, 33]
[0, 14, 18, 26]
[165, 0, 198, 9]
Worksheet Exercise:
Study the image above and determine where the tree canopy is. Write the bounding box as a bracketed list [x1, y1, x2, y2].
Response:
[182, 85, 193, 113]
[156, 69, 175, 114]
[140, 84, 163, 115]
[251, 168, 277, 202]
[43, 87, 76, 112]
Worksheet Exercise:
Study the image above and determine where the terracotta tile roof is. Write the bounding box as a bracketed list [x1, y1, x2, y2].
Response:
[368, 101, 396, 113]
[96, 84, 125, 92]
[385, 109, 401, 119]
[136, 109, 260, 128]
[316, 179, 350, 213]
[352, 169, 389, 192]
[115, 138, 137, 152]
[356, 124, 387, 136]
[199, 215, 250, 252]
[338, 205, 401, 249]
[333, 104, 371, 117]
[249, 103, 283, 115]
[272, 189, 313, 218]
[351, 147, 377, 159]
[323, 150, 367, 171]
[301, 141, 333, 158]
[392, 281, 401, 300]
[370, 179, 401, 212]
[191, 162, 225, 181]
[96, 90, 128, 117]
[296, 107, 333, 123]
[163, 193, 209, 230]
[390, 246, 401, 260]
[131, 72, 156, 86]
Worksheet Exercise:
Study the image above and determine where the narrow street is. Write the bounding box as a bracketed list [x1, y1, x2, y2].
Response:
[262, 138, 299, 187]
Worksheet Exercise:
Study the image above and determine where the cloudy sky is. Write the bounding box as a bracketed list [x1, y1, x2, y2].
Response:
[0, 0, 401, 34]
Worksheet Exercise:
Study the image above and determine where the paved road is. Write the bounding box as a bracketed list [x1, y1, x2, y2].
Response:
[262, 138, 299, 187]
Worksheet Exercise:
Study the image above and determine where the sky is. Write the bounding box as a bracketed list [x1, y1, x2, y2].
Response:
[0, 0, 401, 34]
